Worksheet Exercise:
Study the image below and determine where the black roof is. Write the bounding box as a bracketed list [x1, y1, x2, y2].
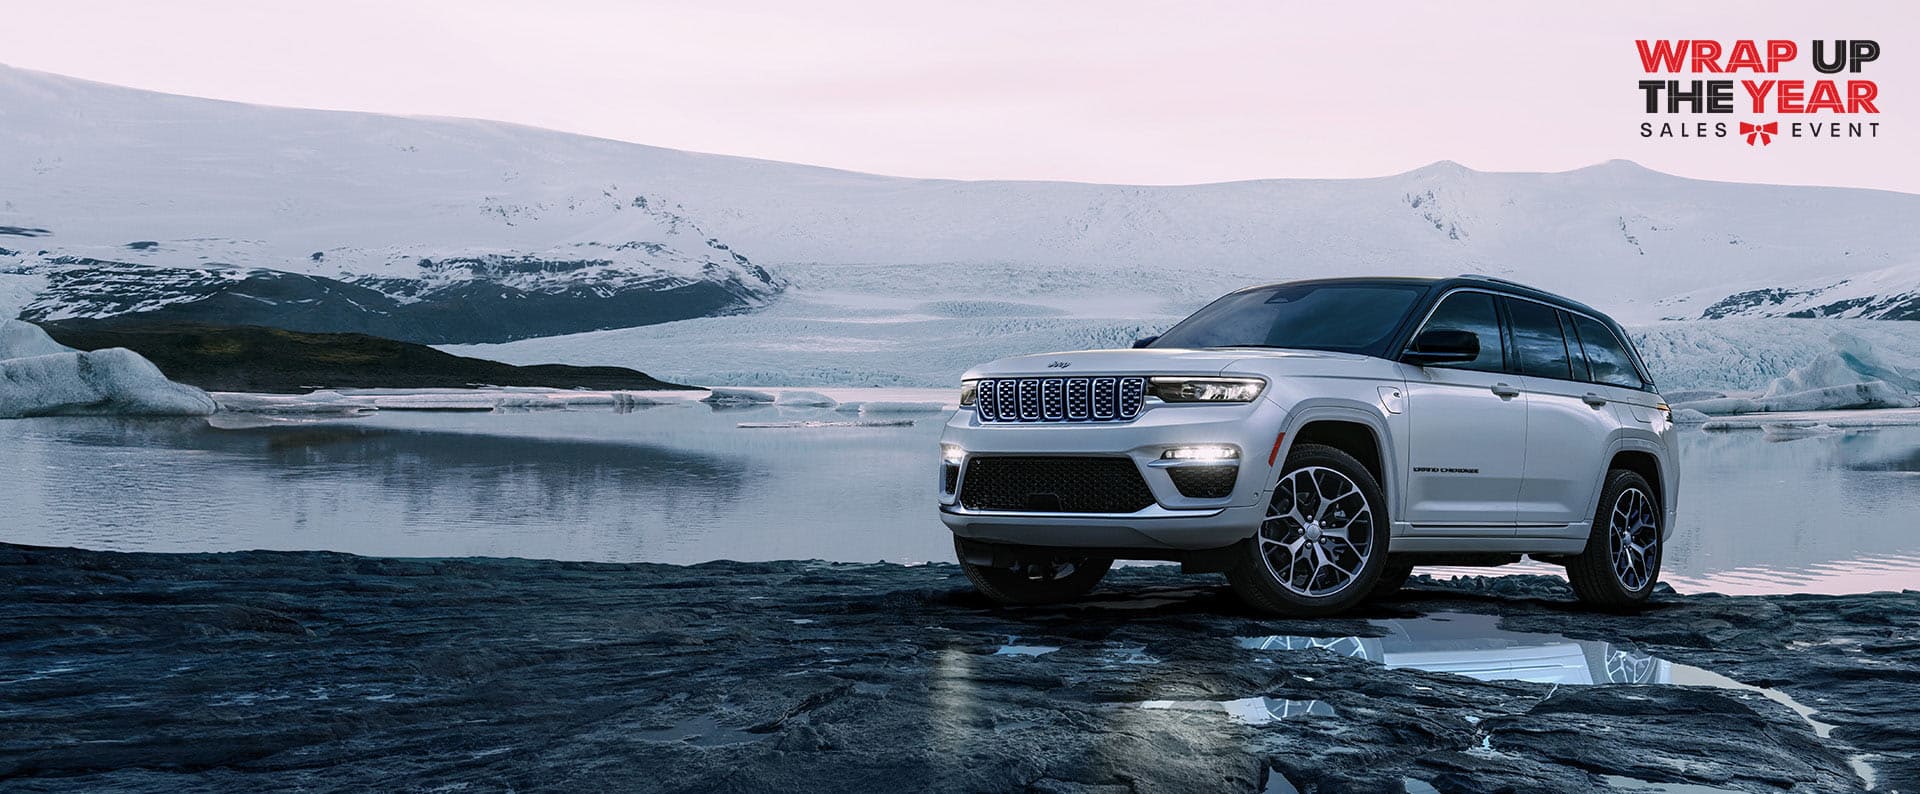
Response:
[1234, 274, 1615, 326]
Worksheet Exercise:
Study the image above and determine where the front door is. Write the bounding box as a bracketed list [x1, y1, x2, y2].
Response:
[1399, 291, 1525, 531]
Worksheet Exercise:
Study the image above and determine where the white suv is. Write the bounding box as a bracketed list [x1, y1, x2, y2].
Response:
[938, 276, 1678, 616]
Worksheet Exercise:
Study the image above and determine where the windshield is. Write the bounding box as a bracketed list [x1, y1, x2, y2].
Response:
[1150, 282, 1429, 355]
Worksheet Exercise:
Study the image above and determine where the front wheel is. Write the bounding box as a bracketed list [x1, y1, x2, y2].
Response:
[1226, 443, 1390, 617]
[955, 539, 1113, 605]
[1565, 470, 1662, 609]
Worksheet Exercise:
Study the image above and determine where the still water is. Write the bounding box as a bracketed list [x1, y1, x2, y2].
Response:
[3, 396, 1917, 595]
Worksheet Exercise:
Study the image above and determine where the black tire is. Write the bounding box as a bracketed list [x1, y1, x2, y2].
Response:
[955, 539, 1113, 605]
[1565, 469, 1662, 609]
[1365, 564, 1415, 602]
[1226, 443, 1391, 617]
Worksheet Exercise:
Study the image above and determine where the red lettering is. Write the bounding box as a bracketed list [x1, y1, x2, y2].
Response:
[1690, 41, 1724, 72]
[1777, 81, 1805, 113]
[1637, 40, 1687, 72]
[1766, 40, 1797, 71]
[1726, 40, 1764, 72]
[1743, 80, 1775, 112]
[1847, 81, 1879, 113]
[1806, 81, 1845, 113]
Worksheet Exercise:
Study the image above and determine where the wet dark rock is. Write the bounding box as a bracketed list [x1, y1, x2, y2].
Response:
[0, 544, 1913, 793]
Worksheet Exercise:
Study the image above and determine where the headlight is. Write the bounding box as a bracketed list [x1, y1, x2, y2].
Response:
[1149, 376, 1264, 403]
[959, 380, 978, 406]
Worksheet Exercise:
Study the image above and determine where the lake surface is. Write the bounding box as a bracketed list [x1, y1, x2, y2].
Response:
[4, 396, 1918, 595]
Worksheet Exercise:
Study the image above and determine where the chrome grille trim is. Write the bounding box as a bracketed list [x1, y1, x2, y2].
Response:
[973, 376, 1147, 423]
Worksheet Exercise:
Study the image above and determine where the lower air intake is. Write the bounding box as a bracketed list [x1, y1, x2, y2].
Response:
[958, 456, 1156, 513]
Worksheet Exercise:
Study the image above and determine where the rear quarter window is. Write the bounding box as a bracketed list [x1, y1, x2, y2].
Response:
[1569, 314, 1647, 389]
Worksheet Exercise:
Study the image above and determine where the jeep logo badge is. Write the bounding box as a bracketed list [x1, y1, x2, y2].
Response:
[1046, 360, 1071, 368]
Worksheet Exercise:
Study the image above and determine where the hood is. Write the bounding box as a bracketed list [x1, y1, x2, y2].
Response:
[964, 347, 1359, 379]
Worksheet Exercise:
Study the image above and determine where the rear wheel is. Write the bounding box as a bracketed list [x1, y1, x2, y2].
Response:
[1566, 469, 1662, 608]
[955, 539, 1113, 605]
[1226, 443, 1389, 616]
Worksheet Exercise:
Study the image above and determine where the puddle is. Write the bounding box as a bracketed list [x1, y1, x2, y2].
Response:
[632, 715, 760, 746]
[1238, 613, 1849, 765]
[1597, 774, 1746, 792]
[1137, 696, 1335, 725]
[992, 636, 1059, 656]
[1096, 644, 1159, 666]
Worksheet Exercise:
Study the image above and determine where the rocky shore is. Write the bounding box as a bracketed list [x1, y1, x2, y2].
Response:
[0, 544, 1913, 793]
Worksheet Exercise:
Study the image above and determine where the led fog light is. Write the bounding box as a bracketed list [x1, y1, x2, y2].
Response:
[941, 444, 966, 464]
[1161, 446, 1239, 462]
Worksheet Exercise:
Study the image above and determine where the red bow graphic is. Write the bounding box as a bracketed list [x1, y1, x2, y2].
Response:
[1739, 121, 1779, 147]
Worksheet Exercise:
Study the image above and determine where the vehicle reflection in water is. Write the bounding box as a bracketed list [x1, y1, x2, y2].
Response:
[1239, 612, 1667, 686]
[1238, 611, 1836, 741]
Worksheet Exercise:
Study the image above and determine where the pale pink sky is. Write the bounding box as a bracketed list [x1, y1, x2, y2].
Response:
[7, 0, 1915, 191]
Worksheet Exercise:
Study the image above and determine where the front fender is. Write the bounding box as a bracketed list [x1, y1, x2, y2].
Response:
[1267, 396, 1405, 521]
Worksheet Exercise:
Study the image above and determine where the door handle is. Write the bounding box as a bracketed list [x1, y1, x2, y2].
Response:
[1582, 392, 1608, 408]
[1490, 383, 1520, 399]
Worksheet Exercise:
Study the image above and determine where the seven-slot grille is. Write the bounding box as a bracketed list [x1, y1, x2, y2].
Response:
[975, 376, 1146, 423]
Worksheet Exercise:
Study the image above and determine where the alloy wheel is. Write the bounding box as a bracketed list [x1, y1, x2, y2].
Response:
[1607, 487, 1660, 591]
[1258, 466, 1377, 597]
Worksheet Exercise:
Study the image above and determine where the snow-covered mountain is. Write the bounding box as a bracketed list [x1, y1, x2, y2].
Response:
[1657, 262, 1920, 322]
[5, 63, 1919, 350]
[0, 65, 781, 343]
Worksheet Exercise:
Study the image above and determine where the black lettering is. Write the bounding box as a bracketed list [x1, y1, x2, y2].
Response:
[1812, 40, 1846, 74]
[1707, 80, 1733, 112]
[1639, 80, 1666, 113]
[1849, 40, 1879, 71]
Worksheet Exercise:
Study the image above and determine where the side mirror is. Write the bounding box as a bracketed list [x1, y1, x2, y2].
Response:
[1402, 329, 1479, 366]
[1131, 335, 1160, 349]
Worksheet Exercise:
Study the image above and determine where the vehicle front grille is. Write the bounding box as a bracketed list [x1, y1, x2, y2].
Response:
[975, 377, 1146, 423]
[1167, 465, 1238, 499]
[958, 456, 1156, 513]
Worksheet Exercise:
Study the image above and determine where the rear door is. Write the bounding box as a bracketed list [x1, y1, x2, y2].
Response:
[1503, 299, 1616, 528]
[1398, 290, 1524, 531]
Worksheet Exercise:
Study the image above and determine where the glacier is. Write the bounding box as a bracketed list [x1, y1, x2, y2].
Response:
[0, 321, 216, 419]
[452, 281, 1920, 399]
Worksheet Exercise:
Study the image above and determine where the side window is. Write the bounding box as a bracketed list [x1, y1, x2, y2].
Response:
[1559, 310, 1593, 382]
[1415, 292, 1504, 372]
[1503, 298, 1573, 380]
[1569, 314, 1646, 389]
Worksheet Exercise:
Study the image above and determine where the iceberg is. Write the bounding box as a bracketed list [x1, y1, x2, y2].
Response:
[1659, 326, 1920, 415]
[1832, 331, 1920, 392]
[702, 387, 777, 406]
[0, 319, 76, 359]
[0, 346, 216, 419]
[774, 390, 838, 407]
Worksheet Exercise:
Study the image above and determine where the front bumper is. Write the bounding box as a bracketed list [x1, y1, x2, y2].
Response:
[936, 399, 1287, 551]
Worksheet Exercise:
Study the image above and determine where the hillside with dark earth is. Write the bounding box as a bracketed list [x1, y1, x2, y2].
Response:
[41, 322, 691, 393]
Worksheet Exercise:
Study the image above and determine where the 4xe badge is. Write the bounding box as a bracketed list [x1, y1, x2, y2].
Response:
[1635, 39, 1882, 145]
